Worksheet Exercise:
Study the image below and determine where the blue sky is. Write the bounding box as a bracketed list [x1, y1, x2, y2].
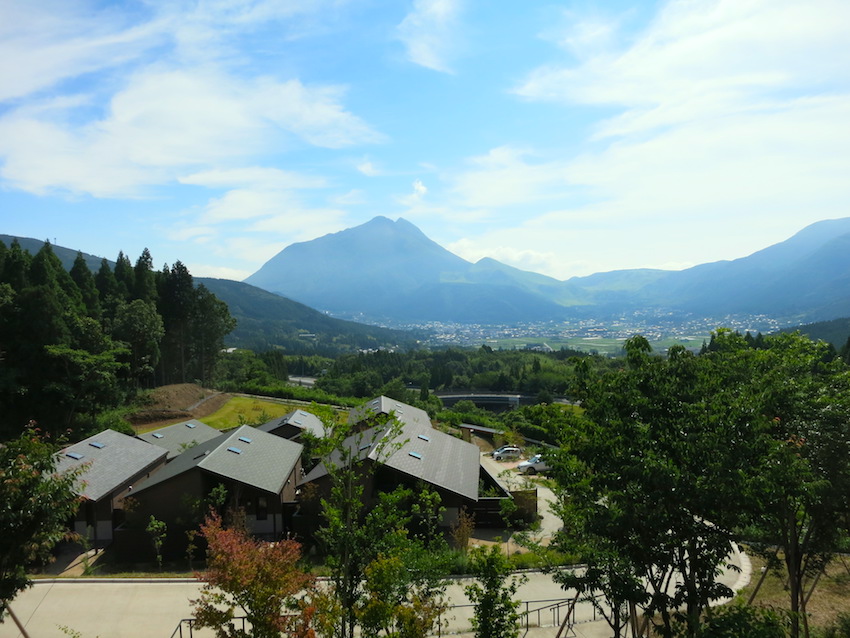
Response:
[2, 0, 849, 282]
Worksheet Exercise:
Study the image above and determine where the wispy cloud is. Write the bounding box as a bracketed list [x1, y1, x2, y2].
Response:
[451, 146, 570, 209]
[0, 1, 166, 102]
[479, 0, 850, 276]
[0, 68, 380, 197]
[180, 167, 326, 190]
[396, 0, 461, 73]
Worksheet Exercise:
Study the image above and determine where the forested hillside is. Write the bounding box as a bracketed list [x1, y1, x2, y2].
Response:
[0, 239, 234, 439]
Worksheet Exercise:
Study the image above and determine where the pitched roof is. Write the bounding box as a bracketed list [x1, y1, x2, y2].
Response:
[302, 397, 480, 502]
[258, 409, 327, 439]
[136, 419, 221, 459]
[56, 429, 167, 502]
[349, 396, 432, 429]
[134, 425, 303, 496]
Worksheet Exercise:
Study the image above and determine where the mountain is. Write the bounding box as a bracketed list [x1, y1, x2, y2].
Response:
[245, 216, 850, 325]
[0, 234, 108, 273]
[245, 216, 569, 322]
[0, 234, 417, 354]
[196, 278, 417, 353]
[631, 217, 850, 320]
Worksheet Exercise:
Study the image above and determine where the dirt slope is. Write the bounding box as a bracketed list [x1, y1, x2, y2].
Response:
[127, 383, 231, 429]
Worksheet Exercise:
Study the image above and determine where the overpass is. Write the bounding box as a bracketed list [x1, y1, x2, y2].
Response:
[434, 392, 529, 411]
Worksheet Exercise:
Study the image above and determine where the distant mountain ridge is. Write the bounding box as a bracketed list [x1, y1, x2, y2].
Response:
[0, 234, 415, 354]
[245, 216, 850, 325]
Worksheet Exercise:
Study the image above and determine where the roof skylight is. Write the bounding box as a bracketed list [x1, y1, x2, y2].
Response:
[227, 447, 242, 454]
[152, 433, 164, 439]
[89, 441, 105, 449]
[185, 423, 196, 429]
[408, 451, 422, 459]
[238, 436, 252, 444]
[66, 452, 84, 460]
[418, 434, 430, 442]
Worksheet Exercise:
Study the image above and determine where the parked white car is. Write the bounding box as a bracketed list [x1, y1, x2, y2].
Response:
[517, 453, 550, 475]
[491, 445, 521, 461]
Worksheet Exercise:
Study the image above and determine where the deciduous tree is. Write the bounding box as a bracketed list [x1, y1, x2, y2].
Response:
[0, 426, 82, 619]
[193, 511, 316, 638]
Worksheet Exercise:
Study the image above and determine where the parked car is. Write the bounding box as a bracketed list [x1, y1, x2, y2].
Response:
[492, 446, 521, 461]
[517, 453, 550, 475]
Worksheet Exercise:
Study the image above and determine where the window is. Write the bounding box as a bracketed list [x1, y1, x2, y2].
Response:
[256, 496, 268, 521]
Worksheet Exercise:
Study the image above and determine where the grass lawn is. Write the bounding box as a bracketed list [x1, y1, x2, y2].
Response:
[738, 550, 850, 631]
[199, 396, 304, 430]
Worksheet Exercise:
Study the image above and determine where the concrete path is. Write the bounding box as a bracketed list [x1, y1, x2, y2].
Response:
[2, 547, 750, 638]
[4, 450, 751, 637]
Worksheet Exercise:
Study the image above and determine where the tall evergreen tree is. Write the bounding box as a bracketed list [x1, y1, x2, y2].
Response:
[70, 252, 101, 320]
[3, 240, 31, 292]
[94, 258, 121, 323]
[158, 261, 195, 383]
[189, 284, 236, 386]
[132, 248, 157, 303]
[113, 251, 135, 300]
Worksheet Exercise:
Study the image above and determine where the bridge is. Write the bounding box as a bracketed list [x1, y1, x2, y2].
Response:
[434, 392, 529, 411]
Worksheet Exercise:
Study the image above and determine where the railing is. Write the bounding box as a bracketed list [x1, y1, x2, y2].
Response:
[169, 617, 213, 638]
[434, 595, 603, 637]
[170, 597, 604, 637]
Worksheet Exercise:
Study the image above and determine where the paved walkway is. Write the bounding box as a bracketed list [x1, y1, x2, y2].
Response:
[4, 452, 752, 638]
[2, 546, 750, 638]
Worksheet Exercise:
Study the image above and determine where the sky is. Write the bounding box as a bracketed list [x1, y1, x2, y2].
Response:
[2, 0, 850, 282]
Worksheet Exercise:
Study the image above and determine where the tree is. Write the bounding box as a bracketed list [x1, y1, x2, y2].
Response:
[553, 336, 772, 638]
[44, 316, 128, 430]
[312, 412, 449, 638]
[193, 511, 316, 638]
[0, 426, 82, 619]
[69, 253, 101, 320]
[158, 261, 195, 383]
[189, 284, 236, 386]
[146, 516, 167, 572]
[132, 248, 157, 303]
[113, 299, 164, 389]
[464, 544, 526, 638]
[741, 332, 850, 638]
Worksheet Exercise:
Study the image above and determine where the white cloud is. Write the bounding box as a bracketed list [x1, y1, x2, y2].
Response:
[451, 146, 570, 209]
[396, 178, 430, 207]
[187, 263, 254, 280]
[332, 189, 368, 206]
[180, 167, 326, 189]
[0, 1, 166, 102]
[448, 238, 558, 275]
[516, 0, 850, 136]
[248, 208, 349, 243]
[396, 0, 461, 73]
[487, 0, 850, 277]
[356, 160, 382, 176]
[0, 69, 380, 197]
[200, 189, 301, 222]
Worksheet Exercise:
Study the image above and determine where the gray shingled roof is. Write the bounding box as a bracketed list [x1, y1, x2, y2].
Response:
[302, 397, 480, 502]
[258, 409, 327, 439]
[137, 420, 221, 459]
[134, 425, 303, 496]
[55, 429, 167, 502]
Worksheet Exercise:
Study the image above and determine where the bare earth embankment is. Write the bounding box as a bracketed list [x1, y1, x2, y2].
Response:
[127, 383, 232, 431]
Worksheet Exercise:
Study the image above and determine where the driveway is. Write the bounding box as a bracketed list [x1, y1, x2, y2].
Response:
[479, 453, 562, 542]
